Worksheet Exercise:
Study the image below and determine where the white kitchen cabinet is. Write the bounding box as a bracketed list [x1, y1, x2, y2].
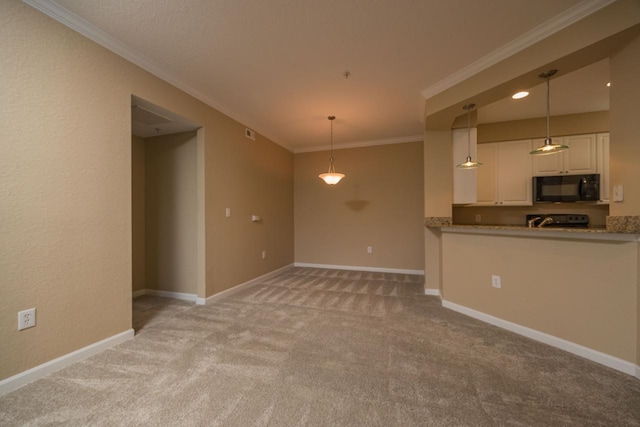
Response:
[474, 140, 533, 206]
[452, 128, 477, 204]
[476, 143, 498, 204]
[596, 133, 610, 203]
[532, 134, 597, 176]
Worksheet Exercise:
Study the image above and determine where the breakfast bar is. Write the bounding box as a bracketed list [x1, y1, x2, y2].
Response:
[427, 221, 640, 376]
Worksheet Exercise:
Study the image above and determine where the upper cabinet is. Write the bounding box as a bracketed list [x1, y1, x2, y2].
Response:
[475, 140, 533, 206]
[532, 134, 597, 176]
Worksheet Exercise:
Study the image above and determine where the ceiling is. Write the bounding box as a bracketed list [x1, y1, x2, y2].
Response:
[478, 58, 609, 124]
[29, 0, 613, 151]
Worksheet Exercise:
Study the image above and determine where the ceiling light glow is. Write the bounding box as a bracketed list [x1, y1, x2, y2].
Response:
[512, 91, 529, 99]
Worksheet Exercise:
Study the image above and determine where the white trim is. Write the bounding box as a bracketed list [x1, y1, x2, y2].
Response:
[294, 262, 424, 276]
[424, 289, 440, 297]
[203, 264, 294, 304]
[22, 0, 285, 151]
[420, 0, 615, 99]
[293, 135, 423, 153]
[442, 300, 637, 377]
[0, 329, 134, 396]
[143, 289, 198, 303]
[636, 365, 640, 381]
[131, 289, 146, 298]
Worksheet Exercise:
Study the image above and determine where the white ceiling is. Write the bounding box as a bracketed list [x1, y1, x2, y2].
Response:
[28, 0, 613, 151]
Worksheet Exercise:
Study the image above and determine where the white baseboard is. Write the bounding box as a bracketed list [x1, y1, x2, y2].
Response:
[203, 264, 294, 304]
[636, 365, 640, 381]
[132, 289, 197, 303]
[424, 289, 441, 297]
[442, 300, 637, 377]
[131, 289, 146, 298]
[0, 329, 134, 397]
[294, 262, 424, 275]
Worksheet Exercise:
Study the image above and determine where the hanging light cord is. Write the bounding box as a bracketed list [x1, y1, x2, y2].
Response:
[328, 116, 336, 172]
[545, 73, 550, 142]
[466, 105, 472, 157]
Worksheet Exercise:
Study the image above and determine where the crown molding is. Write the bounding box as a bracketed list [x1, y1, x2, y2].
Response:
[420, 0, 616, 100]
[22, 0, 286, 149]
[293, 134, 423, 153]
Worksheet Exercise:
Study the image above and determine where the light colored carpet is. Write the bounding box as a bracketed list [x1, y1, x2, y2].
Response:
[1, 267, 639, 426]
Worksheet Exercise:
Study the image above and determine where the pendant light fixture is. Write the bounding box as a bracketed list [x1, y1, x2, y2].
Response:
[530, 69, 568, 155]
[456, 103, 482, 169]
[319, 116, 345, 185]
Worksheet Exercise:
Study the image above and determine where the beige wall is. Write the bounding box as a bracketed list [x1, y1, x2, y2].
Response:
[610, 32, 640, 217]
[442, 232, 638, 363]
[608, 32, 640, 366]
[0, 2, 293, 381]
[294, 142, 424, 271]
[423, 130, 453, 292]
[477, 111, 609, 143]
[132, 135, 146, 293]
[144, 132, 198, 294]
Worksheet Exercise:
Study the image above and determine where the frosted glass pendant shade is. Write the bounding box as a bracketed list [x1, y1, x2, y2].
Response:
[319, 172, 345, 185]
[530, 138, 569, 156]
[456, 155, 482, 169]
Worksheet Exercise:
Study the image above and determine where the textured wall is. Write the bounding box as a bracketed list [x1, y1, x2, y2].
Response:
[145, 132, 198, 294]
[294, 142, 424, 271]
[131, 136, 146, 293]
[610, 33, 640, 217]
[0, 2, 293, 381]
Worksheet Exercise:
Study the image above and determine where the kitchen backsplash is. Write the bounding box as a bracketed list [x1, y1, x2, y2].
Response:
[453, 204, 609, 227]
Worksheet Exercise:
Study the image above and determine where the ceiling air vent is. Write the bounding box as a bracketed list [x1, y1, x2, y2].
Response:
[131, 105, 172, 126]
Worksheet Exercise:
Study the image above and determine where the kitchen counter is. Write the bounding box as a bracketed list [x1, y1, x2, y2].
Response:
[438, 224, 637, 241]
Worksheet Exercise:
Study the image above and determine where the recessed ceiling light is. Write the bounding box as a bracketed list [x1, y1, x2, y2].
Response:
[512, 91, 529, 99]
[606, 82, 611, 87]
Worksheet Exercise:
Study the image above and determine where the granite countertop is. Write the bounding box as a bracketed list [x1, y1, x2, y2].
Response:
[445, 224, 609, 234]
[425, 215, 640, 235]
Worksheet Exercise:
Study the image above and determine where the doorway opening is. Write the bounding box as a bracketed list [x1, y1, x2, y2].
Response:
[131, 96, 205, 330]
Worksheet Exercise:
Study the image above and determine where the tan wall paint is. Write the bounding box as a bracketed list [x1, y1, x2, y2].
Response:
[131, 136, 146, 293]
[608, 32, 640, 367]
[423, 130, 453, 292]
[423, 131, 453, 218]
[294, 142, 424, 271]
[610, 33, 640, 217]
[442, 232, 638, 362]
[144, 132, 198, 294]
[477, 111, 609, 143]
[0, 3, 293, 381]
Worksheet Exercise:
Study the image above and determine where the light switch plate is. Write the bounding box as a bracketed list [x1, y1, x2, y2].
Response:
[613, 185, 624, 202]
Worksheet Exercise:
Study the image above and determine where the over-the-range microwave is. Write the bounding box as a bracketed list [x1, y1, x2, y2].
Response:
[533, 174, 600, 203]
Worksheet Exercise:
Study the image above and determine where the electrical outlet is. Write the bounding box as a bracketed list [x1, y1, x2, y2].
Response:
[262, 250, 266, 259]
[475, 214, 481, 222]
[225, 208, 231, 217]
[367, 246, 373, 253]
[18, 308, 36, 330]
[491, 275, 501, 289]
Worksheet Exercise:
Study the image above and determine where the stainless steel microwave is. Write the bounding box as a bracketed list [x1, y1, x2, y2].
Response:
[533, 174, 600, 203]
